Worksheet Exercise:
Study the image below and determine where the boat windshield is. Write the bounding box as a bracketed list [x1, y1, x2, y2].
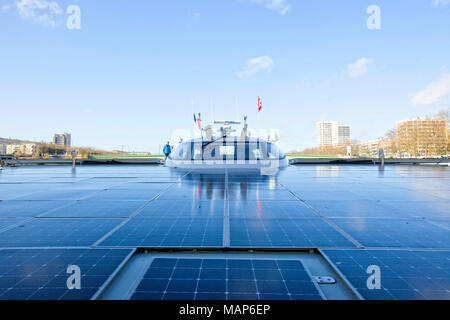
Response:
[169, 140, 286, 161]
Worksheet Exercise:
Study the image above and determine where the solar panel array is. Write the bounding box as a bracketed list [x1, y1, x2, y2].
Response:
[0, 248, 133, 300]
[229, 217, 355, 248]
[0, 165, 448, 300]
[0, 218, 125, 247]
[99, 217, 223, 248]
[131, 258, 323, 300]
[322, 249, 450, 300]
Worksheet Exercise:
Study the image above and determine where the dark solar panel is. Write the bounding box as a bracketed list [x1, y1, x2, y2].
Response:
[229, 201, 317, 218]
[131, 258, 323, 300]
[330, 218, 450, 248]
[0, 248, 133, 300]
[87, 189, 164, 201]
[322, 249, 450, 300]
[0, 200, 72, 217]
[14, 189, 101, 201]
[0, 185, 47, 200]
[428, 219, 450, 230]
[381, 201, 450, 219]
[108, 183, 173, 190]
[290, 190, 363, 201]
[98, 217, 223, 248]
[230, 218, 356, 248]
[0, 218, 125, 247]
[43, 201, 147, 218]
[228, 189, 297, 201]
[0, 218, 29, 232]
[158, 185, 226, 201]
[136, 200, 224, 217]
[306, 200, 416, 219]
[351, 187, 447, 202]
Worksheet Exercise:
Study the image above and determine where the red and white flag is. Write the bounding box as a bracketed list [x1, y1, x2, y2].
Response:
[197, 113, 202, 129]
[258, 96, 262, 112]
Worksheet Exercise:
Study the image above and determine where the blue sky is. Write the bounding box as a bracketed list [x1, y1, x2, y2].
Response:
[1, 0, 449, 153]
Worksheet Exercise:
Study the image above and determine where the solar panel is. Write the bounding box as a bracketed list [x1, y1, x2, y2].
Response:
[428, 219, 450, 230]
[305, 200, 416, 219]
[330, 218, 450, 248]
[228, 182, 281, 190]
[87, 189, 164, 201]
[322, 249, 450, 300]
[380, 200, 450, 219]
[43, 201, 147, 218]
[0, 201, 72, 217]
[228, 189, 297, 201]
[0, 248, 133, 300]
[136, 200, 224, 217]
[290, 190, 363, 201]
[0, 218, 29, 232]
[108, 183, 173, 190]
[229, 201, 317, 218]
[98, 217, 223, 248]
[131, 258, 323, 300]
[0, 185, 46, 200]
[158, 185, 226, 201]
[351, 188, 446, 202]
[0, 218, 125, 247]
[230, 218, 356, 248]
[14, 189, 101, 201]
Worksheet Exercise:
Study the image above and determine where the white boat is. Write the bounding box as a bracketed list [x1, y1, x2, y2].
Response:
[166, 117, 288, 175]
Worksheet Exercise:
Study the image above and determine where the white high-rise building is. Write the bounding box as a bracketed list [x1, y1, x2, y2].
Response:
[317, 121, 338, 147]
[317, 121, 351, 147]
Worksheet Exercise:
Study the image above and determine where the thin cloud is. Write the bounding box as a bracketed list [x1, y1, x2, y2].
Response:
[2, 0, 63, 27]
[412, 74, 450, 105]
[347, 58, 373, 78]
[236, 56, 275, 79]
[433, 0, 450, 5]
[249, 0, 291, 15]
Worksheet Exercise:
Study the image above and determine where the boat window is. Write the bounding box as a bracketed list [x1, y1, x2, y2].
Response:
[193, 145, 202, 160]
[220, 146, 235, 157]
[169, 142, 190, 160]
[252, 148, 262, 160]
[170, 140, 286, 161]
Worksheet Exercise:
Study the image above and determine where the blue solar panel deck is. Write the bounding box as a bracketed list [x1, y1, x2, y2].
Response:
[0, 248, 133, 300]
[131, 258, 324, 300]
[0, 164, 448, 300]
[321, 249, 450, 300]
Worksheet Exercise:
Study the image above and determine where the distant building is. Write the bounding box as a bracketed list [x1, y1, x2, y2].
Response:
[6, 143, 37, 156]
[0, 144, 6, 155]
[53, 133, 71, 147]
[359, 137, 394, 158]
[317, 121, 337, 147]
[317, 121, 351, 147]
[359, 139, 382, 157]
[397, 118, 447, 156]
[338, 125, 351, 145]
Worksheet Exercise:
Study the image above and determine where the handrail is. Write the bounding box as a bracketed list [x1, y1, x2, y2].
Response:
[436, 156, 449, 165]
[0, 155, 22, 167]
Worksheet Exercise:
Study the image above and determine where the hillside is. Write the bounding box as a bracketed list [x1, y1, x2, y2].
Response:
[0, 137, 35, 144]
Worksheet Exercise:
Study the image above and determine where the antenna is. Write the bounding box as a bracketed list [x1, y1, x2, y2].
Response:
[235, 96, 240, 121]
[210, 96, 214, 124]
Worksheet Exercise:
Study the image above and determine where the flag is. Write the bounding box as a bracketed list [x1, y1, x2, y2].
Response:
[197, 113, 202, 129]
[258, 96, 262, 112]
[193, 113, 197, 124]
